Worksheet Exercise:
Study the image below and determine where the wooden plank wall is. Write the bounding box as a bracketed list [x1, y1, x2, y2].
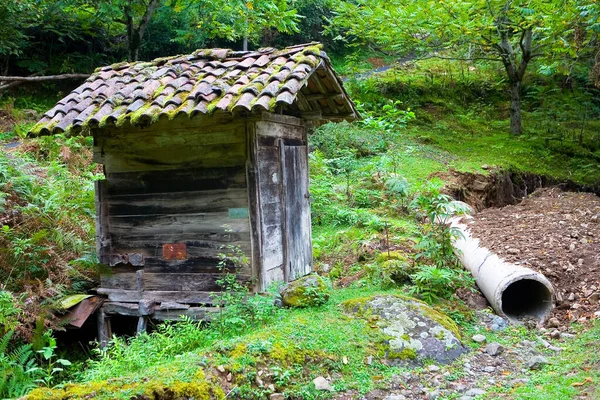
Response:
[254, 114, 307, 290]
[94, 119, 252, 303]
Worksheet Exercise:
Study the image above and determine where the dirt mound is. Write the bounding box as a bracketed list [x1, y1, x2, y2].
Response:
[463, 188, 600, 325]
[435, 168, 597, 211]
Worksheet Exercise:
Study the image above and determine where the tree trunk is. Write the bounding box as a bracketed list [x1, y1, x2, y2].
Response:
[243, 36, 248, 51]
[509, 79, 522, 135]
[124, 0, 161, 61]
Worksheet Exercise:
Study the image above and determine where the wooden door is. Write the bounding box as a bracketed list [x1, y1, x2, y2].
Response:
[281, 144, 313, 281]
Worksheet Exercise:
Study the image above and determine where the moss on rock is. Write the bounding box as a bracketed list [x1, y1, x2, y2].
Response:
[343, 294, 466, 366]
[280, 274, 330, 308]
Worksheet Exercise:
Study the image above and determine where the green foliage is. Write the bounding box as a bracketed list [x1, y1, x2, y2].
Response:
[331, 0, 596, 134]
[179, 0, 301, 47]
[36, 331, 72, 387]
[0, 291, 21, 334]
[358, 99, 415, 132]
[0, 1, 37, 57]
[0, 329, 72, 398]
[0, 330, 40, 398]
[84, 319, 212, 382]
[366, 258, 414, 288]
[409, 265, 473, 303]
[310, 121, 388, 158]
[0, 137, 99, 340]
[212, 242, 278, 336]
[410, 182, 468, 269]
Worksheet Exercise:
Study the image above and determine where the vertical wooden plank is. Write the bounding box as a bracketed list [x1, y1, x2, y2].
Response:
[246, 122, 263, 291]
[282, 143, 313, 280]
[97, 308, 111, 349]
[95, 180, 111, 265]
[279, 140, 289, 282]
[136, 317, 148, 334]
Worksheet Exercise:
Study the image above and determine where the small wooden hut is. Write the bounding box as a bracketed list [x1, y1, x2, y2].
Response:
[30, 43, 357, 337]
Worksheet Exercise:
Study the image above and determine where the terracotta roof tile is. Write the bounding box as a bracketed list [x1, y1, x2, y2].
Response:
[30, 42, 358, 135]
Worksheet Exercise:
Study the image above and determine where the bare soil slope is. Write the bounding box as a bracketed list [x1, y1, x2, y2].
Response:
[464, 188, 600, 324]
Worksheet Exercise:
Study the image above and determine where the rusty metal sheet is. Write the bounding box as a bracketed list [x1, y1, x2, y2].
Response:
[163, 243, 187, 260]
[59, 296, 104, 328]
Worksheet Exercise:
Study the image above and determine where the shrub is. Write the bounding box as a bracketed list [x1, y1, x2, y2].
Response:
[367, 259, 415, 288]
[409, 265, 474, 303]
[310, 121, 388, 158]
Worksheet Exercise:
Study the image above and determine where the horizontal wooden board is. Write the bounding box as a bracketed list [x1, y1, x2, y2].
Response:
[96, 126, 248, 173]
[101, 272, 251, 291]
[98, 113, 246, 135]
[256, 120, 304, 140]
[101, 142, 247, 173]
[100, 128, 244, 149]
[259, 112, 305, 127]
[257, 135, 304, 147]
[110, 231, 249, 245]
[103, 301, 219, 320]
[107, 167, 247, 195]
[108, 189, 248, 216]
[104, 254, 252, 275]
[109, 212, 250, 236]
[97, 289, 217, 304]
[112, 239, 252, 258]
[144, 255, 250, 273]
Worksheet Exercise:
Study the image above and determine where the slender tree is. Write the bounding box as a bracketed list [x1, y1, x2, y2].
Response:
[332, 0, 582, 135]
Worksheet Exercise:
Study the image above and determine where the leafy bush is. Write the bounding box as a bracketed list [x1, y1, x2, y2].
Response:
[0, 329, 71, 398]
[409, 265, 473, 303]
[357, 99, 416, 132]
[0, 291, 20, 334]
[366, 259, 415, 288]
[310, 121, 389, 158]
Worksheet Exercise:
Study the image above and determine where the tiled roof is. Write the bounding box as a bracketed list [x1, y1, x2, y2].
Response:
[30, 42, 358, 136]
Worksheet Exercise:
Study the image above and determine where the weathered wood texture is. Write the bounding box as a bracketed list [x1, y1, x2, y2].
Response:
[253, 114, 311, 290]
[94, 121, 247, 174]
[95, 113, 313, 311]
[95, 180, 111, 265]
[96, 122, 252, 302]
[103, 301, 218, 321]
[97, 288, 216, 304]
[282, 144, 313, 280]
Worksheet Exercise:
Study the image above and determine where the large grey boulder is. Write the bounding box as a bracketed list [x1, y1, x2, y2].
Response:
[344, 295, 467, 365]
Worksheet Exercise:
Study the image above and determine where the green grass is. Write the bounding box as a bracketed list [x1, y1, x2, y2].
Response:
[338, 57, 600, 187]
[488, 321, 600, 399]
[27, 287, 434, 399]
[404, 117, 600, 185]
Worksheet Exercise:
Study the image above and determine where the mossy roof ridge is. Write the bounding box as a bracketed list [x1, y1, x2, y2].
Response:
[30, 42, 359, 136]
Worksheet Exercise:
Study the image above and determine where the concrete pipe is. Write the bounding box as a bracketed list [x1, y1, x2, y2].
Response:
[451, 217, 554, 323]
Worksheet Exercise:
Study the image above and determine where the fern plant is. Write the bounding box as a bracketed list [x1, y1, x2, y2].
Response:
[0, 330, 40, 398]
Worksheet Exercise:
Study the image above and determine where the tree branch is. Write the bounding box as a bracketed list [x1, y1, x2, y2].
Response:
[137, 0, 161, 41]
[420, 54, 503, 63]
[0, 74, 89, 82]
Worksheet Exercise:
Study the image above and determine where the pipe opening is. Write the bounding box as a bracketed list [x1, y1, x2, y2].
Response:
[501, 279, 553, 321]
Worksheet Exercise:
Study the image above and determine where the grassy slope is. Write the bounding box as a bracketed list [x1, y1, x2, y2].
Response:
[1, 58, 599, 398]
[345, 58, 600, 186]
[27, 287, 422, 399]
